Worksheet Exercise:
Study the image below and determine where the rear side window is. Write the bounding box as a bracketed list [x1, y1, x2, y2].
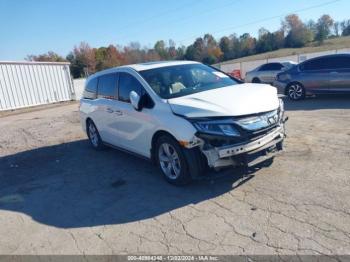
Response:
[118, 73, 143, 103]
[85, 77, 98, 93]
[97, 73, 118, 99]
[259, 63, 283, 71]
[300, 56, 350, 71]
[301, 58, 323, 71]
[328, 56, 350, 70]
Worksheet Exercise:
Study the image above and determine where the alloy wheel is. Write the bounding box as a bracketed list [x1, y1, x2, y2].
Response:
[158, 143, 181, 179]
[288, 84, 304, 100]
[88, 122, 99, 147]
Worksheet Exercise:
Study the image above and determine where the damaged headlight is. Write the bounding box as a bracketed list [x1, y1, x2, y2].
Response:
[192, 120, 240, 137]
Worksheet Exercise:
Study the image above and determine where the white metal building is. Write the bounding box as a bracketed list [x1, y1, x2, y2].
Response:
[0, 61, 75, 111]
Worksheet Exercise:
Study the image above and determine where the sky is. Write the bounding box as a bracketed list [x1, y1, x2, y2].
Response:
[0, 0, 349, 61]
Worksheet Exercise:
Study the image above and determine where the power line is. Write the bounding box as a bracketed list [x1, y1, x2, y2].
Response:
[179, 0, 342, 43]
[103, 1, 200, 39]
[111, 0, 204, 38]
[116, 0, 241, 43]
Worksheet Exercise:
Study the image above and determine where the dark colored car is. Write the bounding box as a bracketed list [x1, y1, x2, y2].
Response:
[274, 54, 350, 100]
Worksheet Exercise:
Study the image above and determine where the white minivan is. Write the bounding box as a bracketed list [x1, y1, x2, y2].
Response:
[80, 61, 286, 185]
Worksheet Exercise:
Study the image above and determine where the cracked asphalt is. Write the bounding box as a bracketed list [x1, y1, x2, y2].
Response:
[0, 96, 349, 255]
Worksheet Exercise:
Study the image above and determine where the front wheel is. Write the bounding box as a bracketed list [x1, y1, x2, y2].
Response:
[87, 120, 105, 150]
[155, 135, 192, 185]
[287, 83, 305, 101]
[252, 77, 261, 83]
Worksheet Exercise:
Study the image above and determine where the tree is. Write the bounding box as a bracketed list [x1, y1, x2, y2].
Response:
[145, 49, 161, 61]
[341, 20, 350, 36]
[66, 52, 82, 78]
[272, 30, 285, 50]
[73, 42, 96, 76]
[282, 14, 304, 32]
[123, 42, 146, 64]
[28, 13, 350, 79]
[333, 21, 341, 36]
[239, 33, 256, 56]
[315, 14, 334, 43]
[256, 28, 274, 53]
[219, 36, 231, 60]
[185, 34, 223, 64]
[306, 20, 317, 36]
[95, 45, 124, 71]
[283, 14, 313, 47]
[65, 42, 97, 78]
[203, 34, 222, 63]
[154, 40, 167, 59]
[26, 51, 67, 62]
[185, 37, 205, 61]
[176, 46, 186, 60]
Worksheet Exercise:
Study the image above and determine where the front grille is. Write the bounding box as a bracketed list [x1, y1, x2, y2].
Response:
[246, 124, 279, 141]
[234, 110, 280, 141]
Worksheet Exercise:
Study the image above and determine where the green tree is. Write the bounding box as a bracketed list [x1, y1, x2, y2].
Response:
[283, 14, 313, 47]
[256, 28, 273, 53]
[176, 46, 186, 59]
[202, 34, 222, 63]
[154, 40, 168, 60]
[341, 20, 350, 36]
[185, 37, 204, 61]
[219, 36, 231, 60]
[315, 14, 334, 43]
[239, 33, 256, 56]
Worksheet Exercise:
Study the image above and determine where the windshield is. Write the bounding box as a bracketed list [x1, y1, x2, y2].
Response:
[139, 63, 239, 99]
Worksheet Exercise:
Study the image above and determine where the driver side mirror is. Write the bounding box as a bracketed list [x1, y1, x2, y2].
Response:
[130, 91, 141, 111]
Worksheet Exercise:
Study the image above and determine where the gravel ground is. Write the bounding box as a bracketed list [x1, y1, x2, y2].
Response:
[0, 97, 349, 255]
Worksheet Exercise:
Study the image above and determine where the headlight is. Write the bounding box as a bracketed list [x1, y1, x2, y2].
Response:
[192, 120, 240, 137]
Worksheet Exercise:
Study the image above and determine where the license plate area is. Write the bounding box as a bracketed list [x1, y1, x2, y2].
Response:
[244, 142, 282, 167]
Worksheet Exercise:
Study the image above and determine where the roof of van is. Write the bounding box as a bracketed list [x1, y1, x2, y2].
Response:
[85, 60, 201, 82]
[125, 60, 199, 71]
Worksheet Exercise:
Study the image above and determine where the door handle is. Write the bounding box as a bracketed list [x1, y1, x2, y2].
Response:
[330, 71, 338, 74]
[114, 110, 123, 116]
[106, 108, 114, 113]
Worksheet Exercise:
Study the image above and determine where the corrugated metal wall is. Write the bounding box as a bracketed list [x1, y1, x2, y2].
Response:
[0, 61, 75, 111]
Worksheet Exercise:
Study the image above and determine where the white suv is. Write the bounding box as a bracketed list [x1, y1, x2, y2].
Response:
[80, 61, 286, 185]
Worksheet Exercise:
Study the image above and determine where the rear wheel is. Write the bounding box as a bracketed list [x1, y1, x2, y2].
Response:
[155, 135, 192, 185]
[287, 83, 305, 101]
[87, 120, 105, 150]
[252, 77, 261, 83]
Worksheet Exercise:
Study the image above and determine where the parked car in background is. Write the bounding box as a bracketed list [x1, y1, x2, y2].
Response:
[274, 54, 350, 101]
[80, 61, 286, 185]
[245, 61, 297, 84]
[227, 69, 242, 80]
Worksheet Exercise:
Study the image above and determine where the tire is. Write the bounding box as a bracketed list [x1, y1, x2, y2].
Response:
[262, 157, 274, 167]
[155, 135, 193, 185]
[255, 157, 274, 169]
[86, 120, 105, 150]
[252, 77, 261, 83]
[287, 83, 305, 101]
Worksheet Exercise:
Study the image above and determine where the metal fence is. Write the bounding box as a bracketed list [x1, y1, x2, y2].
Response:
[0, 61, 75, 111]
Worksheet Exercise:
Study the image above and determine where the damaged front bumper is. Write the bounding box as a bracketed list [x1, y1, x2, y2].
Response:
[200, 125, 285, 169]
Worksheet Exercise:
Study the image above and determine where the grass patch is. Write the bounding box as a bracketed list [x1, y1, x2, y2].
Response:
[218, 36, 350, 65]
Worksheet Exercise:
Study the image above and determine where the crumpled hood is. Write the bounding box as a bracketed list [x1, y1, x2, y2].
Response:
[168, 83, 279, 118]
